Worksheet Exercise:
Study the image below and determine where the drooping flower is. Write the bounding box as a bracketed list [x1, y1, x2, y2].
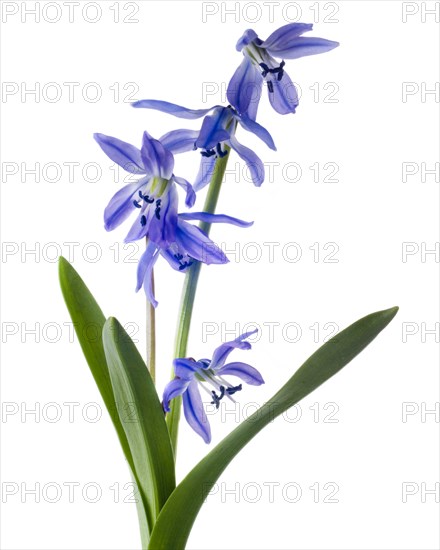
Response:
[227, 23, 339, 117]
[94, 131, 195, 247]
[137, 212, 253, 307]
[163, 330, 263, 443]
[131, 101, 276, 189]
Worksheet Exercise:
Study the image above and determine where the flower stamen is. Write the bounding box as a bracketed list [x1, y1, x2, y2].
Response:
[216, 143, 228, 158]
[260, 60, 286, 93]
[226, 384, 242, 395]
[210, 385, 226, 409]
[139, 190, 155, 204]
[155, 199, 161, 220]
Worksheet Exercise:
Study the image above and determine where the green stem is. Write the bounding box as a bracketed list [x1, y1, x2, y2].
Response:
[167, 146, 231, 457]
[146, 259, 156, 385]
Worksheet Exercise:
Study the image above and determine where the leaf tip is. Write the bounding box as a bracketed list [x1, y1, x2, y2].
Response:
[104, 316, 119, 331]
[384, 306, 399, 320]
[58, 255, 68, 274]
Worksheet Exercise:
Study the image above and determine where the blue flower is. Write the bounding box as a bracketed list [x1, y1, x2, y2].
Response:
[162, 330, 264, 443]
[228, 23, 339, 116]
[137, 212, 253, 307]
[131, 101, 276, 188]
[94, 131, 195, 247]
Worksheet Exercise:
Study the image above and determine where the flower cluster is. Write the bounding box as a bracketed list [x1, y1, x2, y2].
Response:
[95, 22, 338, 440]
[94, 130, 252, 306]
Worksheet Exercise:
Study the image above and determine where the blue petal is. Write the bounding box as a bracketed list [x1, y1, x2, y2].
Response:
[176, 220, 228, 265]
[228, 135, 265, 186]
[236, 29, 259, 51]
[193, 155, 216, 192]
[245, 77, 263, 121]
[267, 71, 299, 115]
[160, 129, 199, 154]
[210, 329, 258, 371]
[160, 244, 193, 273]
[195, 109, 231, 151]
[162, 378, 190, 413]
[173, 358, 200, 380]
[147, 183, 178, 248]
[236, 113, 277, 150]
[104, 181, 144, 231]
[124, 206, 151, 242]
[266, 38, 339, 60]
[173, 175, 196, 208]
[94, 133, 145, 174]
[141, 131, 174, 179]
[261, 23, 314, 52]
[136, 242, 160, 307]
[227, 57, 262, 118]
[182, 380, 211, 443]
[179, 212, 253, 228]
[217, 361, 264, 386]
[132, 99, 212, 119]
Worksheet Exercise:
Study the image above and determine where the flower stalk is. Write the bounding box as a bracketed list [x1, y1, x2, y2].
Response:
[167, 146, 231, 456]
[146, 266, 156, 384]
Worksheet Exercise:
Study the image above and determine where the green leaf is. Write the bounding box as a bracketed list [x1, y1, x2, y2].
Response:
[149, 306, 399, 550]
[58, 257, 134, 467]
[58, 257, 150, 546]
[102, 317, 176, 535]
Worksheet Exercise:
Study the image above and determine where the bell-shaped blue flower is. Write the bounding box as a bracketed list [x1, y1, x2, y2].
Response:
[94, 131, 196, 248]
[163, 329, 264, 443]
[137, 212, 253, 307]
[228, 23, 339, 116]
[131, 101, 276, 189]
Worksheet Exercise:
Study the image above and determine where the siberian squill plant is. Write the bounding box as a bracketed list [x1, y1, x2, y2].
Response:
[59, 23, 398, 549]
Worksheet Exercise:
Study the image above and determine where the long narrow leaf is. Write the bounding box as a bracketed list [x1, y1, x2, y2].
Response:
[149, 306, 398, 549]
[58, 257, 150, 545]
[103, 317, 176, 534]
[58, 257, 134, 467]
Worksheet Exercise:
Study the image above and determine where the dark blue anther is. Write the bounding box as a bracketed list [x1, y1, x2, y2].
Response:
[210, 391, 220, 408]
[201, 149, 216, 158]
[133, 199, 142, 208]
[140, 215, 147, 226]
[216, 143, 228, 158]
[278, 60, 285, 81]
[272, 60, 285, 81]
[226, 384, 242, 396]
[139, 190, 155, 204]
[261, 61, 285, 88]
[154, 199, 161, 220]
[210, 386, 226, 409]
[259, 62, 270, 77]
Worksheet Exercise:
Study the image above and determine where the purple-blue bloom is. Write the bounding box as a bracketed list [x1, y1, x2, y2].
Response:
[94, 131, 195, 247]
[131, 101, 276, 189]
[228, 23, 339, 116]
[163, 330, 264, 443]
[137, 212, 253, 307]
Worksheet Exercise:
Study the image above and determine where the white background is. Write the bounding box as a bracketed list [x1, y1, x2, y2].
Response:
[1, 1, 439, 549]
